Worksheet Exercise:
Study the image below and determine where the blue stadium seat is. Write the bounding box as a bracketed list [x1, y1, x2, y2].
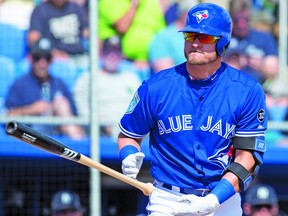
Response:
[0, 23, 28, 63]
[15, 57, 30, 77]
[0, 56, 16, 112]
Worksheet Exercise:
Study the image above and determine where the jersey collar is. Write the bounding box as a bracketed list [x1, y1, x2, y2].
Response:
[188, 63, 225, 86]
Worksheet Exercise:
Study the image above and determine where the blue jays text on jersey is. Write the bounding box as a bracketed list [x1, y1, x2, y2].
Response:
[157, 115, 236, 139]
[118, 62, 267, 190]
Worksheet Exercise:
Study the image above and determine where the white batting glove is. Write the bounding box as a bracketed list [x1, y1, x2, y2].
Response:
[121, 152, 145, 178]
[171, 194, 220, 216]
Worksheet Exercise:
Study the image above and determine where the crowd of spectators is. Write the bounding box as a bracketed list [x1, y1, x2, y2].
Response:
[0, 0, 286, 138]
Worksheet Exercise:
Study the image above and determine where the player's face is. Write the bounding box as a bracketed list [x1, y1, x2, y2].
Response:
[184, 35, 218, 65]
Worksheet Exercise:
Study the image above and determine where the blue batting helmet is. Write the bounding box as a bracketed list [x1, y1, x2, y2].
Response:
[179, 3, 232, 56]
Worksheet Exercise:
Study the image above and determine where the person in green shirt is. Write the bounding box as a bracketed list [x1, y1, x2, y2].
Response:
[99, 0, 166, 67]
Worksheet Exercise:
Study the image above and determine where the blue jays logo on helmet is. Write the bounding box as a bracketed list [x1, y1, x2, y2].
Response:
[192, 10, 209, 23]
[179, 3, 232, 56]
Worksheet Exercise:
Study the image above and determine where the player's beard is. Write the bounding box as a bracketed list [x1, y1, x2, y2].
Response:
[185, 51, 218, 65]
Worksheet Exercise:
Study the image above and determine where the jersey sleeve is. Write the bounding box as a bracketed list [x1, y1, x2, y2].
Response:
[118, 81, 155, 138]
[235, 82, 267, 137]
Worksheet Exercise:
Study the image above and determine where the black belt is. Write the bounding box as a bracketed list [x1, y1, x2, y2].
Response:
[153, 180, 210, 197]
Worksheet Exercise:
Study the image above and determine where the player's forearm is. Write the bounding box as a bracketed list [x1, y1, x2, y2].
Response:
[209, 150, 256, 204]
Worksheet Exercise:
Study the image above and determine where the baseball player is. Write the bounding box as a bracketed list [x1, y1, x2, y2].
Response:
[118, 3, 267, 216]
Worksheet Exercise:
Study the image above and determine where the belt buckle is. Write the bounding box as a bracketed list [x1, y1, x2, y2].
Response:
[199, 189, 209, 197]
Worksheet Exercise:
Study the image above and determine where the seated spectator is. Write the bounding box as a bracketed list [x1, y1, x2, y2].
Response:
[148, 0, 199, 73]
[226, 0, 279, 85]
[4, 37, 85, 140]
[243, 183, 288, 216]
[50, 190, 85, 216]
[73, 36, 141, 138]
[98, 0, 166, 79]
[27, 0, 89, 73]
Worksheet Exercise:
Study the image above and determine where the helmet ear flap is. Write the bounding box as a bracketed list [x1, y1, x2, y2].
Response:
[216, 37, 230, 56]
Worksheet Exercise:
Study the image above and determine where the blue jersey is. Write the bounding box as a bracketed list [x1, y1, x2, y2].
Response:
[119, 62, 267, 190]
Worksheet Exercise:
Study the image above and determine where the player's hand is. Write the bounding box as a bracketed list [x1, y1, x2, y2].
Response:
[171, 194, 220, 216]
[121, 152, 145, 178]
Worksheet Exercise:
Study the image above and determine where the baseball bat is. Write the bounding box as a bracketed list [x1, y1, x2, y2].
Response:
[5, 121, 153, 196]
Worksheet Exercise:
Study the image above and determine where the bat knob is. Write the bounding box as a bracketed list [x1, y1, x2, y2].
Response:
[5, 121, 18, 135]
[143, 182, 154, 196]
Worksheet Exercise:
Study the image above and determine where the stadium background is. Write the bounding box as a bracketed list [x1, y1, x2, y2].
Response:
[0, 0, 287, 215]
